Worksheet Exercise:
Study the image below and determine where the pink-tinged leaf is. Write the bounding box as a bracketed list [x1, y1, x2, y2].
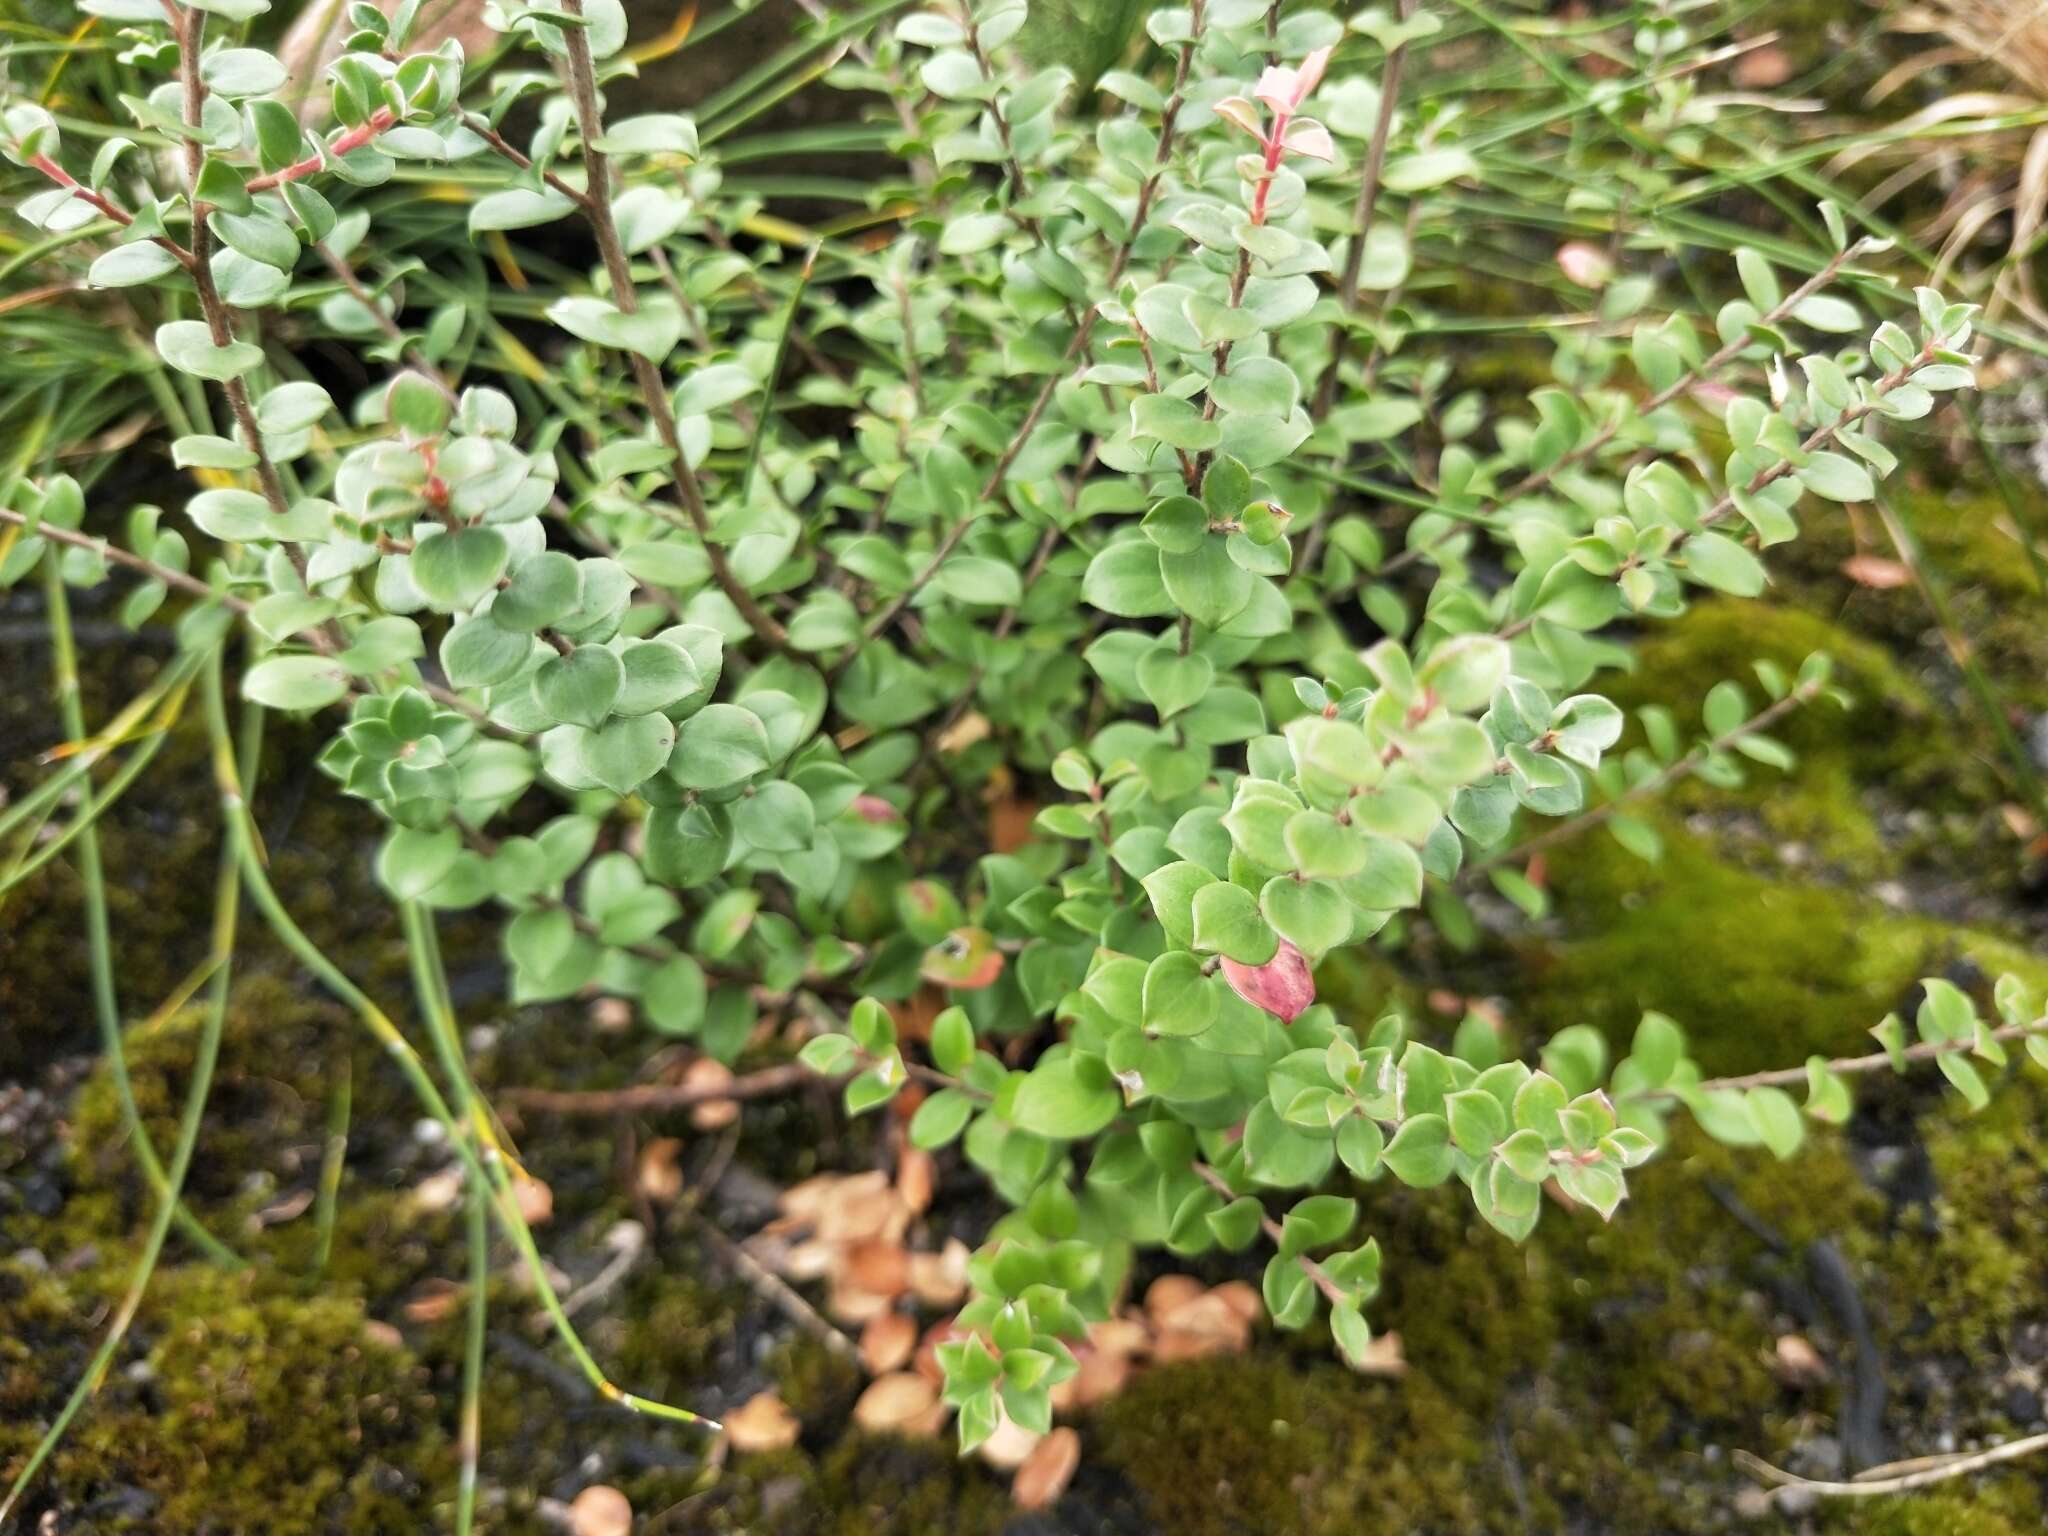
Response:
[1294, 44, 1333, 102]
[1253, 64, 1299, 114]
[1284, 119, 1335, 163]
[852, 794, 900, 824]
[1212, 95, 1265, 139]
[1221, 939, 1314, 1023]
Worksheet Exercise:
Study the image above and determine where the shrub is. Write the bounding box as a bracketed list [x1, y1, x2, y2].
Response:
[0, 0, 2040, 1494]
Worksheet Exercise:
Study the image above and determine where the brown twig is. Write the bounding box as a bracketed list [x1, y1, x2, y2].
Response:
[552, 0, 793, 656]
[1640, 1014, 2048, 1102]
[1312, 0, 1414, 416]
[1734, 1428, 2048, 1503]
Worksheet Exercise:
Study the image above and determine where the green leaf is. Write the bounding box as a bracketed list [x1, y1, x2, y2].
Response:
[242, 654, 348, 711]
[155, 320, 264, 382]
[1191, 881, 1278, 965]
[1682, 531, 1766, 596]
[580, 712, 675, 795]
[1746, 1086, 1804, 1158]
[1259, 875, 1351, 956]
[671, 703, 771, 789]
[1141, 950, 1219, 1037]
[1010, 1056, 1121, 1139]
[1135, 644, 1213, 719]
[534, 646, 625, 729]
[1382, 1114, 1454, 1186]
[1797, 452, 1875, 503]
[411, 527, 509, 610]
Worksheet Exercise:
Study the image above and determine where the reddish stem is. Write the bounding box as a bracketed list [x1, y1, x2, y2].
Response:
[244, 107, 396, 193]
[30, 153, 134, 227]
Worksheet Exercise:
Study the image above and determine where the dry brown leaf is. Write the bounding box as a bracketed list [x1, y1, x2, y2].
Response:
[568, 1483, 633, 1536]
[255, 1188, 315, 1226]
[684, 1059, 740, 1130]
[907, 1238, 970, 1306]
[513, 1175, 554, 1226]
[977, 1407, 1042, 1470]
[637, 1138, 684, 1205]
[936, 710, 992, 754]
[826, 1276, 899, 1327]
[725, 1391, 801, 1453]
[588, 996, 634, 1033]
[361, 1320, 405, 1351]
[1143, 1274, 1204, 1326]
[402, 1278, 464, 1324]
[1345, 1329, 1408, 1377]
[912, 1319, 956, 1385]
[1012, 1426, 1081, 1511]
[860, 1311, 919, 1376]
[412, 1166, 464, 1214]
[852, 1372, 944, 1436]
[1773, 1333, 1830, 1389]
[1841, 554, 1912, 588]
[843, 1238, 911, 1297]
[1732, 42, 1792, 88]
[897, 1145, 935, 1214]
[1211, 1281, 1262, 1327]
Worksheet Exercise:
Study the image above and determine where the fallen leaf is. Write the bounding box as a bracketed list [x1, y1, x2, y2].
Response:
[402, 1278, 465, 1324]
[1773, 1333, 1829, 1389]
[724, 1391, 801, 1453]
[976, 1404, 1042, 1470]
[860, 1311, 919, 1376]
[937, 710, 992, 754]
[412, 1166, 464, 1214]
[1732, 41, 1792, 88]
[1344, 1328, 1407, 1377]
[852, 1372, 944, 1436]
[1841, 554, 1911, 589]
[589, 996, 634, 1033]
[1012, 1426, 1081, 1510]
[568, 1483, 633, 1536]
[908, 1238, 970, 1306]
[1143, 1274, 1205, 1326]
[897, 1144, 935, 1214]
[637, 1137, 684, 1204]
[684, 1059, 739, 1130]
[844, 1238, 911, 1297]
[513, 1175, 553, 1226]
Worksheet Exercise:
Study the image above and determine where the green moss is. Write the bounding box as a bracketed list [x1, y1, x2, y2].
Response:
[1826, 1484, 2040, 1536]
[0, 1260, 445, 1533]
[1523, 814, 2048, 1074]
[1092, 1354, 1490, 1535]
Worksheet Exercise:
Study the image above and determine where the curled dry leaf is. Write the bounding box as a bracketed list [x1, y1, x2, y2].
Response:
[852, 1371, 944, 1437]
[1012, 1426, 1081, 1511]
[568, 1483, 633, 1536]
[684, 1058, 740, 1130]
[724, 1391, 801, 1453]
[860, 1310, 919, 1376]
[636, 1137, 684, 1204]
[1732, 40, 1792, 88]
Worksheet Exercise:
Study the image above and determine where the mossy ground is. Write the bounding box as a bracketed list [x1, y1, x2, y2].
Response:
[9, 499, 2048, 1531]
